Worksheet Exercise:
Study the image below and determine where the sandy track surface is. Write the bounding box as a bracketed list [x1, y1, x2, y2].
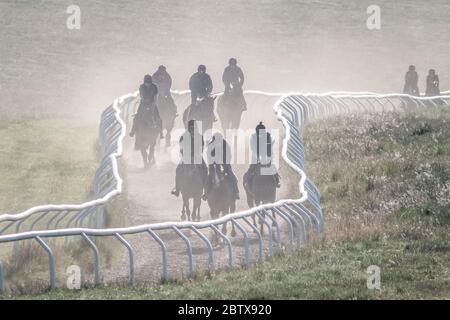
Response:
[102, 94, 301, 284]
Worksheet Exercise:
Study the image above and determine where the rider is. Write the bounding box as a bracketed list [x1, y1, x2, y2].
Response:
[222, 58, 247, 110]
[130, 74, 163, 138]
[245, 122, 280, 189]
[425, 69, 440, 97]
[152, 65, 178, 115]
[403, 65, 420, 96]
[189, 65, 213, 106]
[171, 119, 208, 197]
[203, 132, 240, 200]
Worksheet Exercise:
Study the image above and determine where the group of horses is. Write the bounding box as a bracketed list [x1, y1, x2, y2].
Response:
[130, 88, 279, 238]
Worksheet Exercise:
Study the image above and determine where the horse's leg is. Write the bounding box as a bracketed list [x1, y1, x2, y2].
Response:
[186, 198, 192, 221]
[193, 197, 201, 222]
[165, 126, 172, 148]
[221, 211, 228, 235]
[140, 149, 148, 168]
[148, 141, 156, 166]
[181, 195, 187, 221]
[230, 210, 237, 237]
[209, 209, 219, 246]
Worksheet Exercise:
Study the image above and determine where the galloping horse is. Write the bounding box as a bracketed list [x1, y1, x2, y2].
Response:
[183, 96, 216, 136]
[179, 164, 206, 221]
[243, 164, 279, 234]
[130, 105, 161, 168]
[156, 94, 177, 147]
[205, 164, 237, 241]
[217, 86, 246, 131]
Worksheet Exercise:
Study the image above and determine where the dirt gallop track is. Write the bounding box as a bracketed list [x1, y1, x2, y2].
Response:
[102, 93, 301, 283]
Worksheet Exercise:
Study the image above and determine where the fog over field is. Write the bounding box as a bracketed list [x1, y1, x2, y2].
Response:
[1, 0, 449, 120]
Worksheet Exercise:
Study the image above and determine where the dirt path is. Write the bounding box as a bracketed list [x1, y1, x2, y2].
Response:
[102, 94, 300, 284]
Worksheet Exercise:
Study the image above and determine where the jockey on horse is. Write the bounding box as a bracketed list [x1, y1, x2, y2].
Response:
[171, 119, 208, 197]
[130, 74, 163, 137]
[403, 65, 420, 96]
[189, 64, 213, 106]
[152, 65, 178, 146]
[129, 75, 164, 167]
[203, 132, 240, 200]
[244, 122, 281, 191]
[152, 65, 178, 116]
[426, 69, 440, 97]
[222, 58, 247, 110]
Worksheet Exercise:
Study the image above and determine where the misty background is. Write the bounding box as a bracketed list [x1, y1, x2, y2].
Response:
[1, 0, 449, 121]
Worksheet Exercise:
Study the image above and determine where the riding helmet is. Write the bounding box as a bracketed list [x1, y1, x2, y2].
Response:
[256, 121, 266, 132]
[144, 74, 152, 83]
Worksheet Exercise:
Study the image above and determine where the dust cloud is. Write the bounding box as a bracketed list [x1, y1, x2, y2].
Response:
[1, 0, 449, 222]
[1, 0, 449, 121]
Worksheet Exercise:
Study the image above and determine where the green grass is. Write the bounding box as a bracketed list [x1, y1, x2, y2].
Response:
[0, 118, 97, 213]
[0, 117, 99, 294]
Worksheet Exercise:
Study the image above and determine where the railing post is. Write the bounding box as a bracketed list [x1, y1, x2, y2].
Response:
[211, 225, 233, 268]
[172, 226, 194, 277]
[81, 233, 100, 286]
[147, 229, 168, 280]
[114, 234, 135, 285]
[231, 219, 250, 266]
[0, 260, 4, 294]
[35, 236, 56, 290]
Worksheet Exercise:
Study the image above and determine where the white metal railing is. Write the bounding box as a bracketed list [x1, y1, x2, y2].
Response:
[1, 89, 448, 292]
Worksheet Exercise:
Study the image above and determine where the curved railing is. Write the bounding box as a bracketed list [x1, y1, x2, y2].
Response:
[1, 90, 448, 235]
[0, 89, 324, 292]
[1, 89, 449, 292]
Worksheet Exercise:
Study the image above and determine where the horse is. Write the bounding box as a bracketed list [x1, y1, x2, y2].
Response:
[243, 164, 279, 234]
[179, 164, 206, 222]
[217, 86, 246, 131]
[183, 95, 216, 136]
[130, 105, 161, 169]
[156, 94, 177, 147]
[205, 165, 237, 243]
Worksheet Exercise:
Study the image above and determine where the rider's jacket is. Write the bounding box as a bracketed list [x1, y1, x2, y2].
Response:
[250, 131, 274, 165]
[179, 130, 205, 165]
[139, 83, 158, 106]
[404, 71, 419, 95]
[426, 74, 440, 96]
[189, 72, 213, 98]
[222, 65, 244, 90]
[206, 138, 232, 165]
[152, 70, 172, 96]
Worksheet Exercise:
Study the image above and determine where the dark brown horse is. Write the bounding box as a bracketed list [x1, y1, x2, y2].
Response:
[205, 165, 237, 243]
[130, 105, 162, 168]
[217, 87, 246, 131]
[156, 94, 177, 147]
[244, 164, 279, 234]
[179, 164, 206, 221]
[183, 96, 216, 136]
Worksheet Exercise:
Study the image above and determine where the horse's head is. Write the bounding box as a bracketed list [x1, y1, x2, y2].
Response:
[210, 165, 225, 188]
